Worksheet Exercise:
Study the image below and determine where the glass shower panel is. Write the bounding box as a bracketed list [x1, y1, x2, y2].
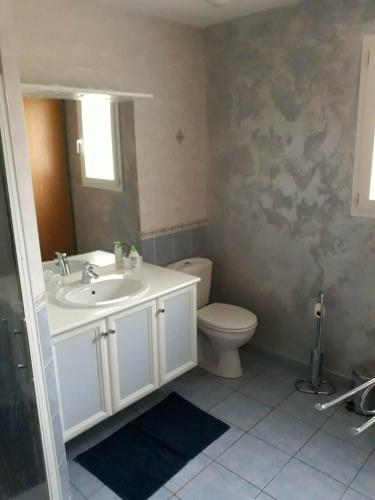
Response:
[0, 135, 49, 499]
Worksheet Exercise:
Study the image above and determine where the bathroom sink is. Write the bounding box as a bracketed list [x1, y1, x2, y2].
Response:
[55, 275, 147, 308]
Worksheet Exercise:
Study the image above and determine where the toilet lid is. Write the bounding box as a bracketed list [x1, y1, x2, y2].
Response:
[197, 303, 257, 332]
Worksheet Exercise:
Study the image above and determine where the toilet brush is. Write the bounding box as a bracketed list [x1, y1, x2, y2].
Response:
[295, 290, 336, 396]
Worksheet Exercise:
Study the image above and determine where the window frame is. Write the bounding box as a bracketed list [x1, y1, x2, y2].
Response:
[352, 35, 375, 217]
[77, 99, 123, 192]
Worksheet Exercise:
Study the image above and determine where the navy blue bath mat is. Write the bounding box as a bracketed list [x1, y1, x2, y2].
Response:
[76, 392, 229, 500]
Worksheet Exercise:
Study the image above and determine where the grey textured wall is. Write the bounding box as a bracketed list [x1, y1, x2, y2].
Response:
[206, 0, 375, 377]
[65, 100, 141, 253]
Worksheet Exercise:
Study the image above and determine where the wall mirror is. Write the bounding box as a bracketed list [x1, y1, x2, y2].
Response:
[22, 85, 153, 274]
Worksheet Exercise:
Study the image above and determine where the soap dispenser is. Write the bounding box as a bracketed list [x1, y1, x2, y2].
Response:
[129, 244, 141, 269]
[113, 241, 124, 269]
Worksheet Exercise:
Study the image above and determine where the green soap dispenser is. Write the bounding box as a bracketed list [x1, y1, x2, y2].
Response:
[129, 244, 140, 269]
[113, 241, 124, 269]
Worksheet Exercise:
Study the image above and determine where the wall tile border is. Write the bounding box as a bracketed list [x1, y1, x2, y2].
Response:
[141, 223, 207, 266]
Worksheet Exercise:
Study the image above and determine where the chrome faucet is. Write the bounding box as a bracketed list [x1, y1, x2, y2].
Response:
[81, 262, 99, 284]
[55, 252, 71, 276]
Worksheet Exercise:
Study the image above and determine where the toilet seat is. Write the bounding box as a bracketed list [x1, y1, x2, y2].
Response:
[197, 303, 257, 333]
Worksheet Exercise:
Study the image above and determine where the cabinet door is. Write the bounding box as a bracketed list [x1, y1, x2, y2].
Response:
[158, 286, 197, 385]
[52, 320, 112, 441]
[107, 301, 159, 412]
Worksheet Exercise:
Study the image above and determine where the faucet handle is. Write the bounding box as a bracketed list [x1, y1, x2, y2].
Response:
[55, 252, 71, 276]
[83, 261, 97, 270]
[81, 262, 99, 284]
[55, 251, 67, 259]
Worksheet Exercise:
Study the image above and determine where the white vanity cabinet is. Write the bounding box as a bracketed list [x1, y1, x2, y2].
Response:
[51, 285, 197, 441]
[52, 320, 112, 441]
[107, 301, 159, 413]
[158, 286, 197, 385]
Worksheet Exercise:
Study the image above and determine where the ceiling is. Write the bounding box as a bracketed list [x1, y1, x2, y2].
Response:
[106, 0, 300, 28]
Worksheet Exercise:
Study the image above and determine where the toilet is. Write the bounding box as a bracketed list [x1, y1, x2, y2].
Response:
[168, 258, 257, 379]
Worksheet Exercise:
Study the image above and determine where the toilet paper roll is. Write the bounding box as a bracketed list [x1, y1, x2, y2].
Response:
[314, 303, 325, 319]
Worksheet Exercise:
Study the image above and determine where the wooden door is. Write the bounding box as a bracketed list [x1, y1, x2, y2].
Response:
[23, 97, 76, 261]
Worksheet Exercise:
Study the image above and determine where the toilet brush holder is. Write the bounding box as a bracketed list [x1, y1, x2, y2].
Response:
[295, 290, 336, 396]
[295, 349, 336, 395]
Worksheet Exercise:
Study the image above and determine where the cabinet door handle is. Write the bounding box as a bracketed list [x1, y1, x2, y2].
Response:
[157, 308, 165, 315]
[101, 329, 116, 338]
[17, 363, 28, 370]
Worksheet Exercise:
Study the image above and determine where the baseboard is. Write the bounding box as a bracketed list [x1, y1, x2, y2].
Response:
[243, 342, 351, 390]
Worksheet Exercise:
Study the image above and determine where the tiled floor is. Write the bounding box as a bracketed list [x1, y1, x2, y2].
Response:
[66, 347, 375, 500]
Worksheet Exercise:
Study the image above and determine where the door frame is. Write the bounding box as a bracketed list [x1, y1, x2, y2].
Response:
[0, 2, 63, 498]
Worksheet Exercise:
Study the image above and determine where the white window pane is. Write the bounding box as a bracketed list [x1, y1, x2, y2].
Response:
[81, 96, 115, 181]
[370, 132, 375, 200]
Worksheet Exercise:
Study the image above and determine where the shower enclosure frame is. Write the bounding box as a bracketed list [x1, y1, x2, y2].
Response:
[0, 1, 63, 498]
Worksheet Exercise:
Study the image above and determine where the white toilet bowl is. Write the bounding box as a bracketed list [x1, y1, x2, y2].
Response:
[167, 258, 258, 379]
[197, 303, 257, 378]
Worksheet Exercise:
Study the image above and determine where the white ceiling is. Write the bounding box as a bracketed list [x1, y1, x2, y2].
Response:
[105, 0, 300, 28]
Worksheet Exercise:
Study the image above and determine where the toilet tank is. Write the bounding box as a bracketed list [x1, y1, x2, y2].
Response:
[168, 258, 213, 309]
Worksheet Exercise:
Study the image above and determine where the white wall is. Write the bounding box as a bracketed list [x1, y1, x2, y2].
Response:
[12, 0, 207, 234]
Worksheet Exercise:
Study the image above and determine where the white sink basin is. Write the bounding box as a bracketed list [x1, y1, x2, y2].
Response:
[56, 275, 147, 308]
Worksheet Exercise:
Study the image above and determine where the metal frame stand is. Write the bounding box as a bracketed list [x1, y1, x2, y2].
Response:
[295, 290, 336, 396]
[316, 377, 375, 435]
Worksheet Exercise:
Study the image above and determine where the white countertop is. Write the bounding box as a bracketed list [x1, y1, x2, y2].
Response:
[46, 262, 199, 336]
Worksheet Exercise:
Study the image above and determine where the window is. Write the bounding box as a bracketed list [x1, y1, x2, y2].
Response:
[77, 95, 122, 191]
[352, 36, 375, 217]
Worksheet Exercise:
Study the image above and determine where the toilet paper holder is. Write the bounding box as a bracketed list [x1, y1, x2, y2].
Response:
[295, 290, 336, 396]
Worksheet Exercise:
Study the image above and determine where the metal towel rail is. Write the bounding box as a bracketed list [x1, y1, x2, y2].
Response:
[315, 377, 375, 435]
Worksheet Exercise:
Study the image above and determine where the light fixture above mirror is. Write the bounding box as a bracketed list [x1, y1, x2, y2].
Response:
[205, 0, 231, 6]
[21, 83, 154, 102]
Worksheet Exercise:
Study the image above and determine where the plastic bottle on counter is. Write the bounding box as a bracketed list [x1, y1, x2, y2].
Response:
[129, 244, 141, 269]
[113, 241, 124, 269]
